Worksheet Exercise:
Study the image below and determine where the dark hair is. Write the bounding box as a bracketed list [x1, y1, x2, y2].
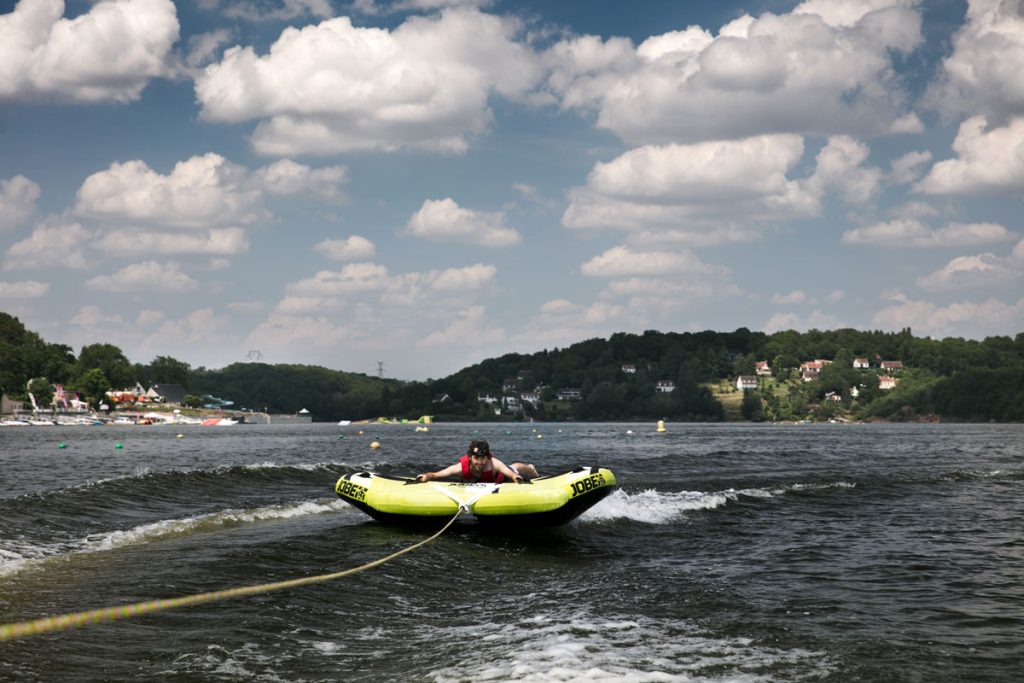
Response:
[468, 440, 491, 457]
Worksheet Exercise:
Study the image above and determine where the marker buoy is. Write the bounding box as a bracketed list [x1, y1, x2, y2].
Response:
[536, 434, 543, 439]
[114, 442, 123, 449]
[370, 441, 380, 449]
[176, 434, 184, 439]
[58, 442, 66, 449]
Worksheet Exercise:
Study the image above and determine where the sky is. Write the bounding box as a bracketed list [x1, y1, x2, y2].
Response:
[0, 0, 1022, 381]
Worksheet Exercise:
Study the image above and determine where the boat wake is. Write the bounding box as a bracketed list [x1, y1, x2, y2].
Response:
[0, 497, 352, 578]
[580, 481, 856, 524]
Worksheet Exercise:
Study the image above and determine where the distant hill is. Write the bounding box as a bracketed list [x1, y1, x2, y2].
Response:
[2, 310, 1022, 422]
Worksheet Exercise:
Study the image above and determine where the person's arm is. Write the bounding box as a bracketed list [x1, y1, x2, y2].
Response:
[416, 462, 461, 482]
[491, 457, 524, 484]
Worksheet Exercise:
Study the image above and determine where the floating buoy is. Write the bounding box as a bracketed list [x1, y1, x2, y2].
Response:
[176, 433, 184, 439]
[656, 420, 666, 433]
[626, 430, 634, 435]
[114, 442, 123, 449]
[370, 441, 380, 449]
[338, 434, 345, 440]
[536, 434, 543, 439]
[58, 442, 66, 449]
[357, 430, 364, 435]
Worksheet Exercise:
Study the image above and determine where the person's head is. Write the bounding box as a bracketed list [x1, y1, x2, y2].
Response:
[467, 440, 491, 465]
[468, 440, 491, 462]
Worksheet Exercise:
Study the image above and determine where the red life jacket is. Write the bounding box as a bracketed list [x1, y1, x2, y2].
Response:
[459, 454, 504, 483]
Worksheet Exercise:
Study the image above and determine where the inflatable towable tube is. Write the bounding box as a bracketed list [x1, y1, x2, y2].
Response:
[334, 466, 617, 527]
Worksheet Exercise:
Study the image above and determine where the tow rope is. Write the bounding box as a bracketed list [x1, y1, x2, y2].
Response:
[0, 508, 464, 642]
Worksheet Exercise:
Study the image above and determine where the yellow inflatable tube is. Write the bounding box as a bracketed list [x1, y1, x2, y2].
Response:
[335, 467, 617, 527]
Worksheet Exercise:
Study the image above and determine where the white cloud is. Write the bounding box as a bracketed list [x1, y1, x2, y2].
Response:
[580, 245, 723, 277]
[841, 219, 1016, 247]
[429, 263, 496, 290]
[763, 310, 845, 333]
[136, 309, 165, 326]
[220, 0, 333, 22]
[71, 304, 123, 327]
[3, 219, 92, 270]
[0, 280, 49, 298]
[916, 253, 1023, 291]
[254, 159, 349, 203]
[545, 1, 922, 145]
[74, 153, 268, 228]
[84, 261, 199, 292]
[563, 135, 814, 236]
[93, 228, 250, 256]
[273, 296, 345, 314]
[916, 116, 1024, 195]
[871, 291, 1024, 338]
[0, 175, 41, 232]
[600, 277, 741, 318]
[512, 298, 638, 348]
[0, 0, 179, 103]
[417, 305, 505, 348]
[227, 300, 265, 313]
[139, 308, 235, 357]
[926, 0, 1024, 120]
[890, 151, 932, 185]
[195, 8, 541, 155]
[771, 290, 815, 305]
[406, 198, 521, 246]
[244, 308, 401, 362]
[185, 29, 233, 69]
[314, 235, 376, 261]
[286, 262, 391, 296]
[804, 135, 882, 202]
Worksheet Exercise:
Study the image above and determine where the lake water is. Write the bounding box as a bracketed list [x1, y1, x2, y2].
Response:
[1, 422, 1021, 681]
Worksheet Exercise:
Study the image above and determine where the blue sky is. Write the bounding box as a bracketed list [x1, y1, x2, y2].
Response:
[1, 0, 1022, 380]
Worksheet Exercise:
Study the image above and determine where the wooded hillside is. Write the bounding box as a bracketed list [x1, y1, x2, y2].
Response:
[2, 311, 1021, 422]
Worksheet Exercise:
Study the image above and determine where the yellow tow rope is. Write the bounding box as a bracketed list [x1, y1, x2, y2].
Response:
[0, 509, 464, 642]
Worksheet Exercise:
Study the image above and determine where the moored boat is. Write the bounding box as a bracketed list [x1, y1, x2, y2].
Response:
[334, 466, 617, 527]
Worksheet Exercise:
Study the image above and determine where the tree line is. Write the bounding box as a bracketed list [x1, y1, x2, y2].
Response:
[2, 311, 1022, 422]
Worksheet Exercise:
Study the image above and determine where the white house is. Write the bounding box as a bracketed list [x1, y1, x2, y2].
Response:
[755, 361, 771, 376]
[880, 361, 904, 373]
[853, 357, 870, 369]
[477, 393, 499, 405]
[655, 380, 675, 393]
[800, 361, 824, 382]
[879, 376, 898, 390]
[520, 391, 541, 406]
[621, 363, 637, 374]
[736, 376, 758, 391]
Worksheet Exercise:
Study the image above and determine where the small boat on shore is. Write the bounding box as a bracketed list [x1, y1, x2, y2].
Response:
[334, 466, 617, 527]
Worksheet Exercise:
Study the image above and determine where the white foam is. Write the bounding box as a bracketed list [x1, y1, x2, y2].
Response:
[423, 612, 833, 682]
[0, 498, 352, 578]
[580, 489, 731, 523]
[579, 481, 857, 524]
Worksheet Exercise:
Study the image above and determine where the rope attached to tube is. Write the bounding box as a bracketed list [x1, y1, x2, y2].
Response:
[0, 508, 464, 642]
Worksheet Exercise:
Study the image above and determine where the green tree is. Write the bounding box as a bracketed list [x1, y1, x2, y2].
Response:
[741, 391, 764, 421]
[74, 368, 111, 408]
[142, 356, 192, 389]
[77, 344, 135, 390]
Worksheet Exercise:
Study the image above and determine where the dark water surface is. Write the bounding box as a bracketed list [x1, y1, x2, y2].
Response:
[1, 422, 1021, 681]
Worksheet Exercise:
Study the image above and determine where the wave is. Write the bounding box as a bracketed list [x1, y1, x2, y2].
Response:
[937, 468, 1024, 483]
[0, 497, 352, 578]
[0, 460, 373, 509]
[580, 481, 857, 524]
